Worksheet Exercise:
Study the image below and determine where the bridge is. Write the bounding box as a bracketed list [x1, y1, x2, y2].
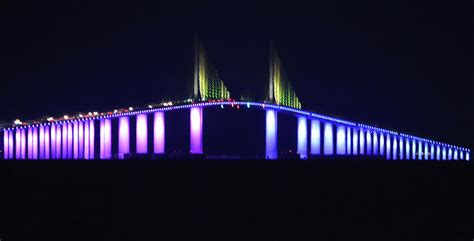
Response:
[1, 37, 470, 160]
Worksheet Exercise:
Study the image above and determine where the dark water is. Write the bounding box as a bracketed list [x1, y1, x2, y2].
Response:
[0, 159, 472, 241]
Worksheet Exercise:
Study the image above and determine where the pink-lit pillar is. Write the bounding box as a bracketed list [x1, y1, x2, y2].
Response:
[323, 122, 333, 155]
[359, 129, 365, 155]
[51, 125, 56, 159]
[352, 128, 359, 155]
[78, 122, 84, 159]
[310, 119, 321, 155]
[39, 126, 45, 160]
[386, 134, 391, 160]
[379, 133, 385, 156]
[15, 129, 21, 159]
[118, 116, 130, 159]
[89, 120, 95, 159]
[67, 123, 73, 159]
[44, 126, 50, 159]
[154, 112, 165, 154]
[84, 121, 90, 160]
[62, 124, 68, 159]
[32, 127, 38, 160]
[73, 122, 79, 159]
[336, 125, 346, 155]
[190, 107, 203, 155]
[297, 117, 308, 159]
[136, 114, 148, 154]
[21, 129, 26, 159]
[373, 132, 378, 155]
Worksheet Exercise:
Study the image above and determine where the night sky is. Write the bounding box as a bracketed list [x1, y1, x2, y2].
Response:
[0, 0, 472, 148]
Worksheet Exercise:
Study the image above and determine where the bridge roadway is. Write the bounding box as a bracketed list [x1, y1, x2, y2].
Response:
[1, 101, 471, 160]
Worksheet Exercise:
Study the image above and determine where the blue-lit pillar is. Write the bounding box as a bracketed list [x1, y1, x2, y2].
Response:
[424, 142, 429, 160]
[366, 130, 372, 155]
[430, 143, 435, 160]
[447, 147, 452, 160]
[405, 138, 410, 160]
[466, 151, 470, 161]
[460, 150, 464, 160]
[346, 127, 352, 155]
[453, 149, 458, 160]
[436, 145, 441, 160]
[373, 131, 378, 155]
[352, 128, 358, 155]
[323, 122, 334, 155]
[411, 139, 416, 160]
[191, 107, 203, 155]
[442, 146, 447, 160]
[154, 112, 165, 154]
[265, 109, 277, 159]
[336, 125, 346, 155]
[386, 134, 391, 160]
[392, 135, 398, 160]
[118, 116, 130, 159]
[399, 137, 404, 160]
[297, 117, 308, 159]
[359, 129, 365, 155]
[310, 119, 321, 155]
[379, 133, 385, 156]
[417, 141, 422, 160]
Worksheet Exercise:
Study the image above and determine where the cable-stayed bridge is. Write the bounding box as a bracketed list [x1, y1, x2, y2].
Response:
[1, 38, 470, 160]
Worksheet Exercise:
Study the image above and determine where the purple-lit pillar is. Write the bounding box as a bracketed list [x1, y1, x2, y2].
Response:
[352, 128, 358, 155]
[39, 125, 45, 160]
[118, 116, 130, 159]
[379, 133, 385, 156]
[3, 131, 8, 159]
[190, 108, 203, 155]
[51, 125, 57, 159]
[336, 125, 346, 155]
[15, 129, 21, 159]
[346, 127, 352, 155]
[386, 134, 391, 160]
[100, 118, 112, 159]
[78, 122, 83, 159]
[265, 109, 277, 159]
[21, 129, 26, 159]
[399, 137, 404, 160]
[323, 122, 333, 155]
[27, 128, 33, 159]
[62, 124, 67, 159]
[136, 114, 148, 154]
[44, 126, 50, 159]
[73, 122, 79, 159]
[392, 135, 398, 160]
[84, 121, 89, 160]
[32, 127, 38, 160]
[366, 131, 372, 155]
[56, 124, 62, 159]
[89, 120, 95, 159]
[310, 119, 321, 155]
[154, 112, 165, 154]
[8, 130, 14, 159]
[373, 132, 378, 155]
[100, 119, 104, 159]
[359, 129, 365, 155]
[297, 117, 308, 159]
[67, 123, 73, 159]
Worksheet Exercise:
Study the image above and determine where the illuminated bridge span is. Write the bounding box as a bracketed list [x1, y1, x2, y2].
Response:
[1, 101, 470, 160]
[1, 38, 470, 160]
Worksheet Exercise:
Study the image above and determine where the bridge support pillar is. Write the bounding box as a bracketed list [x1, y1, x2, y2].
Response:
[346, 127, 352, 155]
[323, 122, 334, 155]
[190, 107, 203, 155]
[154, 112, 165, 154]
[366, 130, 372, 155]
[379, 132, 384, 156]
[78, 122, 83, 159]
[436, 145, 441, 160]
[297, 116, 308, 159]
[100, 119, 112, 159]
[352, 128, 359, 155]
[310, 119, 321, 155]
[84, 121, 89, 160]
[392, 135, 398, 160]
[442, 146, 447, 160]
[430, 143, 435, 160]
[136, 114, 148, 155]
[89, 120, 95, 159]
[73, 122, 78, 159]
[118, 116, 130, 159]
[373, 131, 378, 156]
[265, 109, 277, 159]
[15, 129, 21, 159]
[453, 149, 458, 160]
[466, 151, 470, 161]
[359, 129, 365, 155]
[386, 134, 391, 160]
[336, 125, 346, 155]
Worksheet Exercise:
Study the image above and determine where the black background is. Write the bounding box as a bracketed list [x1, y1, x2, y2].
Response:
[0, 0, 472, 240]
